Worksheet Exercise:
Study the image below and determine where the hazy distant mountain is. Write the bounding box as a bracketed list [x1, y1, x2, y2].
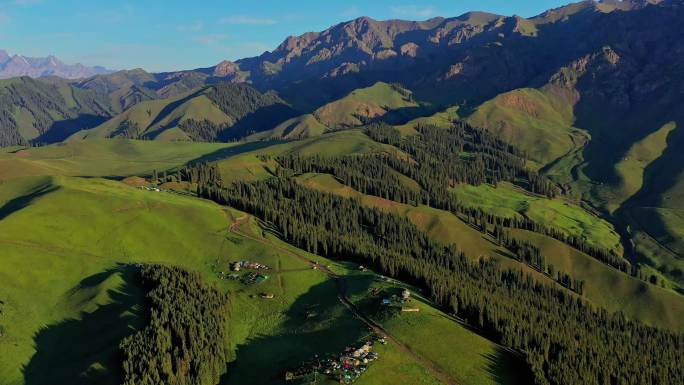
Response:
[0, 50, 112, 80]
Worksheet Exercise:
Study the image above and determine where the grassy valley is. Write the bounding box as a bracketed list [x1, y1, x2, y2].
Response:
[0, 170, 527, 385]
[1, 2, 684, 384]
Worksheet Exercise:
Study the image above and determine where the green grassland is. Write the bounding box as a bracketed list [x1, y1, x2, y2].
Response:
[466, 88, 583, 168]
[247, 114, 328, 141]
[313, 82, 418, 129]
[294, 173, 500, 260]
[450, 182, 623, 253]
[221, 231, 450, 385]
[252, 82, 419, 140]
[293, 172, 683, 331]
[0, 152, 530, 385]
[0, 176, 239, 384]
[1, 130, 682, 385]
[0, 139, 235, 181]
[214, 130, 407, 183]
[576, 120, 684, 289]
[510, 230, 683, 331]
[462, 79, 684, 294]
[260, 129, 402, 158]
[626, 123, 684, 289]
[0, 77, 113, 145]
[394, 106, 460, 136]
[0, 175, 456, 385]
[624, 207, 684, 291]
[72, 89, 234, 141]
[591, 122, 677, 213]
[345, 272, 530, 385]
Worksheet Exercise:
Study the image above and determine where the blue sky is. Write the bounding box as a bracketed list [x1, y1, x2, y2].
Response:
[0, 0, 573, 72]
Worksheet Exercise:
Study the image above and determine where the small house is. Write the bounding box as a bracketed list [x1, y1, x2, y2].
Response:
[401, 289, 411, 301]
[401, 307, 420, 312]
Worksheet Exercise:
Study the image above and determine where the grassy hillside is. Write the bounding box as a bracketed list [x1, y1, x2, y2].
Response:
[0, 174, 528, 385]
[575, 119, 684, 289]
[295, 173, 498, 259]
[247, 114, 328, 141]
[212, 130, 406, 184]
[345, 272, 529, 385]
[72, 89, 233, 140]
[394, 106, 460, 136]
[591, 122, 677, 213]
[461, 79, 684, 290]
[291, 172, 682, 331]
[467, 88, 582, 168]
[451, 182, 623, 253]
[313, 82, 418, 129]
[72, 83, 297, 142]
[253, 82, 419, 140]
[511, 229, 683, 330]
[0, 139, 235, 181]
[0, 77, 112, 146]
[0, 176, 239, 384]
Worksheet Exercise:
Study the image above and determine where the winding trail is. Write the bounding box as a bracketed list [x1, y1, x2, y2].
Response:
[227, 212, 459, 385]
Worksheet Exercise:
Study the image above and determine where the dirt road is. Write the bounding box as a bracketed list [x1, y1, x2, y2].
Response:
[228, 212, 459, 385]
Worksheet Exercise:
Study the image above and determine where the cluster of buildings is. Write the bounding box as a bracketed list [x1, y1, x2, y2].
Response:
[232, 260, 269, 271]
[138, 186, 161, 192]
[242, 271, 269, 285]
[285, 336, 385, 384]
[215, 261, 271, 285]
[380, 288, 420, 312]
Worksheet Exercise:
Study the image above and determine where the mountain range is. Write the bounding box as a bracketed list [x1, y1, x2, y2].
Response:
[0, 50, 111, 80]
[2, 2, 684, 385]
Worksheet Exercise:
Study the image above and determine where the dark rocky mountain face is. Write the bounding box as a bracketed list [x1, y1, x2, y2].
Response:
[2, 0, 684, 148]
[204, 0, 681, 110]
[0, 50, 111, 80]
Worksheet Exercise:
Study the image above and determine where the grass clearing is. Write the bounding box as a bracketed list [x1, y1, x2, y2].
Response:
[394, 106, 460, 136]
[212, 130, 408, 183]
[595, 122, 677, 213]
[0, 139, 236, 181]
[294, 172, 683, 331]
[451, 182, 623, 253]
[467, 88, 579, 168]
[313, 83, 418, 129]
[511, 230, 684, 331]
[0, 175, 486, 385]
[345, 273, 530, 385]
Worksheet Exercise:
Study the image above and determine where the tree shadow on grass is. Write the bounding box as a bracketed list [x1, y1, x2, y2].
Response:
[481, 347, 535, 385]
[221, 277, 375, 385]
[22, 265, 145, 385]
[32, 115, 109, 145]
[0, 183, 58, 221]
[187, 140, 283, 165]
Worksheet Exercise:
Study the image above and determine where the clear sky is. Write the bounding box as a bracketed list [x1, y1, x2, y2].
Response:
[0, 0, 574, 72]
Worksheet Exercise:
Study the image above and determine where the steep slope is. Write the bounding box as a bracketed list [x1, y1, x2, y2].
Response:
[467, 87, 580, 167]
[0, 173, 532, 385]
[250, 82, 418, 140]
[74, 69, 162, 112]
[0, 77, 113, 146]
[73, 83, 297, 142]
[203, 1, 674, 110]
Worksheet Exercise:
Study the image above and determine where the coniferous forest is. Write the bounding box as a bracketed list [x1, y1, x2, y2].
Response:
[185, 120, 684, 385]
[3, 3, 684, 385]
[119, 265, 231, 385]
[196, 175, 682, 385]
